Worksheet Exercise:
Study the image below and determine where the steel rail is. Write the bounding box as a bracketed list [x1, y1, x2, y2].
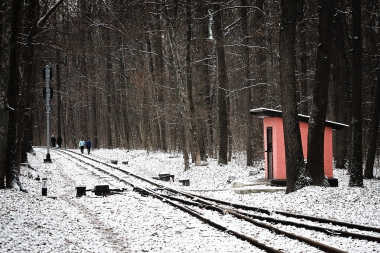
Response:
[56, 149, 283, 252]
[151, 190, 347, 253]
[55, 149, 379, 252]
[180, 191, 380, 233]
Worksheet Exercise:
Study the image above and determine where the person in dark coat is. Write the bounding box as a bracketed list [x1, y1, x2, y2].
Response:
[86, 138, 92, 155]
[51, 135, 56, 147]
[57, 136, 62, 148]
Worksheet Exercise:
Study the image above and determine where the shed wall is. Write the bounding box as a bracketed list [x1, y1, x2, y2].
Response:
[263, 117, 334, 180]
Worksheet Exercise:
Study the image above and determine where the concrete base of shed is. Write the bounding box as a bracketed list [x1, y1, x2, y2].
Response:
[234, 187, 285, 194]
[231, 178, 272, 188]
[232, 178, 285, 194]
[270, 178, 339, 187]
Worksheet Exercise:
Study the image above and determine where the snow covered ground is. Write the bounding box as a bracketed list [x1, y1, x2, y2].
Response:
[0, 147, 379, 253]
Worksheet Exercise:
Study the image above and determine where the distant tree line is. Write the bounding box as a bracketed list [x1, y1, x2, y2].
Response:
[0, 0, 379, 192]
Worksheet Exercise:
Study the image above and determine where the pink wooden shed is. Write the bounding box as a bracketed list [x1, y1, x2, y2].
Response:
[250, 108, 348, 186]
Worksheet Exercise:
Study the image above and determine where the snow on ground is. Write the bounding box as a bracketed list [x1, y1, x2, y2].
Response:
[0, 147, 379, 253]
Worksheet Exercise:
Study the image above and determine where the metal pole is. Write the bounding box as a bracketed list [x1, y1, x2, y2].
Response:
[44, 65, 51, 163]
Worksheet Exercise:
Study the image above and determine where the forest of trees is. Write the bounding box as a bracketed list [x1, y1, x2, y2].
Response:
[1, 0, 379, 193]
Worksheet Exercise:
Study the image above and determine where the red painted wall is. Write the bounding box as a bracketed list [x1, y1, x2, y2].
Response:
[263, 117, 333, 180]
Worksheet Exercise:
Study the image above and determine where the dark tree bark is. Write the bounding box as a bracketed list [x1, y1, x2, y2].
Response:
[241, 0, 254, 166]
[20, 0, 39, 163]
[307, 0, 335, 186]
[264, 1, 281, 108]
[331, 1, 350, 169]
[193, 1, 211, 161]
[251, 0, 266, 161]
[0, 4, 3, 56]
[364, 77, 380, 178]
[185, 0, 201, 165]
[167, 0, 190, 170]
[296, 0, 308, 115]
[0, 0, 12, 189]
[156, 23, 168, 152]
[280, 0, 306, 193]
[106, 32, 114, 148]
[349, 0, 363, 187]
[213, 1, 228, 165]
[147, 37, 156, 150]
[90, 47, 99, 149]
[56, 57, 62, 141]
[363, 0, 380, 178]
[147, 37, 159, 150]
[149, 11, 168, 152]
[5, 0, 24, 190]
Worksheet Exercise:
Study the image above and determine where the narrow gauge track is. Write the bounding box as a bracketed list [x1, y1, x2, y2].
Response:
[55, 149, 380, 253]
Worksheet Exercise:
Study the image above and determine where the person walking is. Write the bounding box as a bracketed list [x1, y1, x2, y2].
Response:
[79, 138, 85, 154]
[51, 135, 56, 147]
[57, 136, 62, 148]
[86, 138, 92, 155]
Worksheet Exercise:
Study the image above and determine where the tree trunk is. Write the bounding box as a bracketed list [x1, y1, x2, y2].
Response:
[148, 37, 159, 150]
[0, 0, 12, 189]
[331, 1, 350, 169]
[20, 0, 38, 163]
[280, 0, 306, 193]
[307, 0, 334, 186]
[90, 86, 98, 149]
[193, 1, 210, 161]
[363, 0, 380, 179]
[296, 0, 308, 115]
[155, 19, 167, 152]
[106, 33, 113, 148]
[6, 0, 23, 190]
[185, 1, 201, 165]
[364, 78, 380, 178]
[213, 1, 228, 165]
[241, 0, 254, 166]
[349, 0, 363, 187]
[167, 0, 190, 171]
[149, 35, 161, 151]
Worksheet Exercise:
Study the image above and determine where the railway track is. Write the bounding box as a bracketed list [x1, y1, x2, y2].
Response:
[54, 149, 380, 253]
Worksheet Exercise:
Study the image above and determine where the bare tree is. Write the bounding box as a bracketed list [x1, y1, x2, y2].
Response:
[279, 0, 307, 193]
[193, 1, 212, 161]
[307, 0, 335, 186]
[349, 0, 363, 187]
[330, 0, 350, 169]
[166, 0, 190, 170]
[185, 0, 202, 165]
[5, 0, 25, 190]
[0, 0, 12, 189]
[213, 1, 228, 165]
[296, 0, 308, 115]
[363, 0, 380, 179]
[241, 0, 254, 166]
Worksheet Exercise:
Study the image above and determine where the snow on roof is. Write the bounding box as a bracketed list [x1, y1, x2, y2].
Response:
[250, 107, 348, 130]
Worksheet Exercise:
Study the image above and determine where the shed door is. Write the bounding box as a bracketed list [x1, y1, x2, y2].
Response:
[266, 127, 273, 179]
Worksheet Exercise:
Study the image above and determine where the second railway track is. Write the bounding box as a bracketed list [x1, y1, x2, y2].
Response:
[54, 148, 380, 253]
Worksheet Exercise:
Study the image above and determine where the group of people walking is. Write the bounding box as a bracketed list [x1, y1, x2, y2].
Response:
[50, 135, 92, 155]
[79, 138, 92, 154]
[50, 135, 62, 148]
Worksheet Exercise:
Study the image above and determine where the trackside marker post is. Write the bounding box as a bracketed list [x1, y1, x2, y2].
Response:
[42, 178, 47, 196]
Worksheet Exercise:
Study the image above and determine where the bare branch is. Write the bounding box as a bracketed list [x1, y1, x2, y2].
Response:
[37, 0, 65, 27]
